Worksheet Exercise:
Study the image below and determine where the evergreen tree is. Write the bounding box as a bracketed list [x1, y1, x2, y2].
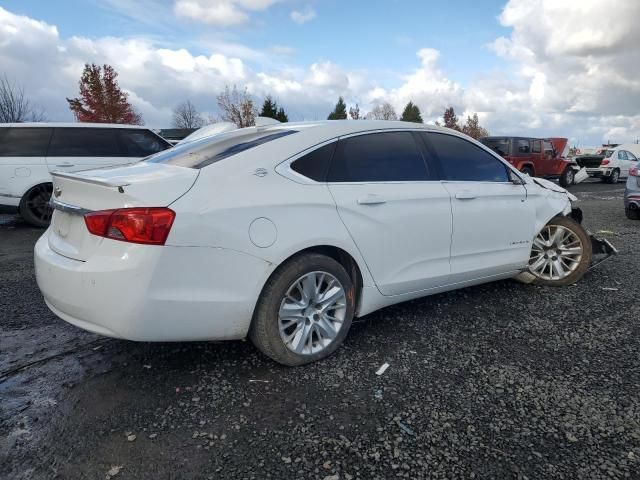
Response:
[327, 96, 347, 120]
[400, 101, 423, 123]
[275, 107, 289, 123]
[443, 106, 460, 131]
[259, 95, 278, 119]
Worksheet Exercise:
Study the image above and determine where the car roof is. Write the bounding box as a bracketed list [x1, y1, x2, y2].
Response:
[0, 122, 150, 129]
[254, 119, 454, 137]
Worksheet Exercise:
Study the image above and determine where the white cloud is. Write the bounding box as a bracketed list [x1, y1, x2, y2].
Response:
[174, 0, 282, 26]
[290, 6, 316, 24]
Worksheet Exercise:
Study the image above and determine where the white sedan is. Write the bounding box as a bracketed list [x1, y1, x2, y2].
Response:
[35, 120, 599, 365]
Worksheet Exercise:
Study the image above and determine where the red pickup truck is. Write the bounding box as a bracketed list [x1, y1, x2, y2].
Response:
[480, 136, 580, 187]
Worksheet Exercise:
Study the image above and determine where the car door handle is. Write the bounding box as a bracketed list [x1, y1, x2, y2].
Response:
[55, 164, 75, 167]
[357, 194, 387, 205]
[455, 191, 477, 200]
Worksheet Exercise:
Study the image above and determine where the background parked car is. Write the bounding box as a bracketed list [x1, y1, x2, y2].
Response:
[575, 144, 639, 184]
[0, 123, 172, 227]
[624, 161, 640, 220]
[479, 136, 581, 187]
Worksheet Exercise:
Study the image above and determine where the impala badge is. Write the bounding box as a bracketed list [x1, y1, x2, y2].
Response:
[54, 187, 62, 198]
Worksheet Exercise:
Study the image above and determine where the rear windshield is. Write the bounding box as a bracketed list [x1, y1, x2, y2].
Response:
[480, 138, 510, 157]
[604, 150, 614, 158]
[145, 129, 297, 169]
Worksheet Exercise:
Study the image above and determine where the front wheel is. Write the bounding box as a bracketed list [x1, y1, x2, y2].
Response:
[559, 167, 575, 187]
[528, 216, 592, 286]
[250, 253, 355, 366]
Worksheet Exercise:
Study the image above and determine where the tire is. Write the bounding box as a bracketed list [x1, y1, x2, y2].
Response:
[528, 216, 592, 286]
[19, 183, 53, 228]
[520, 166, 534, 177]
[559, 167, 575, 187]
[607, 169, 620, 184]
[249, 253, 356, 366]
[625, 207, 640, 220]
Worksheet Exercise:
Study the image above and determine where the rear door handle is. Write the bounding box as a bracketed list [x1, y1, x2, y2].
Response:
[357, 194, 387, 205]
[455, 190, 477, 200]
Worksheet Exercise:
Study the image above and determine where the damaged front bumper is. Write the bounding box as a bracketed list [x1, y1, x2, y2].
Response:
[570, 207, 618, 269]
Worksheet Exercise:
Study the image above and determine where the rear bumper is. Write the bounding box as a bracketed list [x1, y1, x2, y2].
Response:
[35, 231, 273, 341]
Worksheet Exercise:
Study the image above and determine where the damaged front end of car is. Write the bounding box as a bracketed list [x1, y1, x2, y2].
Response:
[568, 207, 619, 269]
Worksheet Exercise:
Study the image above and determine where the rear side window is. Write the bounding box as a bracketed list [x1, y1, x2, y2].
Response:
[48, 128, 120, 157]
[618, 150, 628, 160]
[327, 131, 429, 182]
[0, 128, 52, 156]
[424, 132, 509, 182]
[119, 129, 170, 157]
[291, 142, 337, 181]
[146, 129, 297, 169]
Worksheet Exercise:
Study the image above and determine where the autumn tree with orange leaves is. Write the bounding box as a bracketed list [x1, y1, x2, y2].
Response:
[67, 64, 142, 124]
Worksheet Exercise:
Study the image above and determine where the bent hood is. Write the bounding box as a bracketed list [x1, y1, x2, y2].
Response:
[531, 177, 577, 201]
[548, 138, 568, 157]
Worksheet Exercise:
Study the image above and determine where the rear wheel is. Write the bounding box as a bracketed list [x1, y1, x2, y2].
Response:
[250, 253, 355, 366]
[559, 167, 574, 187]
[520, 165, 534, 177]
[607, 169, 620, 184]
[19, 183, 53, 228]
[528, 216, 592, 286]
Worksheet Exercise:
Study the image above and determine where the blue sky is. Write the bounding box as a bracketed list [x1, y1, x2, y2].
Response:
[1, 1, 639, 145]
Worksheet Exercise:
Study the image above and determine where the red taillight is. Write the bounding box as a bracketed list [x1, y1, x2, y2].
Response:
[601, 159, 610, 166]
[84, 208, 175, 245]
[630, 166, 639, 177]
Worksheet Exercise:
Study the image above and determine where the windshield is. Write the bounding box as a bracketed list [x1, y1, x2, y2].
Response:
[145, 129, 297, 169]
[481, 138, 510, 157]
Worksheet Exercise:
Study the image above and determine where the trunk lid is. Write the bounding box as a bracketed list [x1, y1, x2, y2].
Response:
[48, 162, 198, 261]
[575, 155, 605, 168]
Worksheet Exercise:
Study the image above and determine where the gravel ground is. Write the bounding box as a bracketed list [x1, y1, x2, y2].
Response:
[1, 180, 639, 480]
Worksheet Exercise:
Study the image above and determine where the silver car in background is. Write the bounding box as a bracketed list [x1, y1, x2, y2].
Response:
[624, 161, 640, 220]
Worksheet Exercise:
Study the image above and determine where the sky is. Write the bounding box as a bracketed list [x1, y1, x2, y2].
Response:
[1, 0, 639, 146]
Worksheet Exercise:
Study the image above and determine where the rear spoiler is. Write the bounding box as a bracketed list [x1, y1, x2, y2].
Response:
[51, 171, 130, 188]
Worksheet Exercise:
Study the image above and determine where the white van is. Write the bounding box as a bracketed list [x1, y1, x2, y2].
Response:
[0, 123, 172, 226]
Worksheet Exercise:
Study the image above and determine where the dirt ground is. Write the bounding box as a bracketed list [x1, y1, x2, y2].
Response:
[1, 180, 638, 479]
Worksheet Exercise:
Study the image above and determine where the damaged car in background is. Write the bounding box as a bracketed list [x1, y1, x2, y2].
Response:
[480, 136, 587, 187]
[34, 121, 616, 366]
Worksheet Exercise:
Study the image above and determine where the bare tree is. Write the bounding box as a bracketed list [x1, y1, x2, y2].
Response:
[366, 102, 397, 120]
[216, 85, 257, 128]
[172, 100, 205, 129]
[0, 75, 46, 122]
[349, 103, 361, 120]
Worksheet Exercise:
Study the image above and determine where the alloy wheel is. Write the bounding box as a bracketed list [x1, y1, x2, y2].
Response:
[278, 271, 347, 355]
[26, 184, 53, 224]
[529, 225, 583, 281]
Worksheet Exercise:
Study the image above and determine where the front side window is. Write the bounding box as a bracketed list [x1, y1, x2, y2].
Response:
[48, 128, 121, 157]
[119, 130, 170, 157]
[424, 132, 509, 182]
[532, 140, 542, 153]
[543, 141, 554, 154]
[146, 129, 297, 169]
[327, 131, 429, 182]
[0, 128, 52, 157]
[291, 142, 337, 181]
[627, 151, 637, 161]
[516, 139, 530, 154]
